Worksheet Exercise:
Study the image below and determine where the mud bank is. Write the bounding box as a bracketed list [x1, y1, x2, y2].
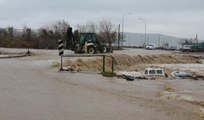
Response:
[52, 54, 201, 72]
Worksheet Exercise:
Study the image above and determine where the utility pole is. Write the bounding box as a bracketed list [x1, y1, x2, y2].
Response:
[139, 18, 147, 46]
[118, 24, 120, 49]
[158, 34, 161, 47]
[140, 35, 143, 47]
[196, 34, 198, 46]
[122, 13, 131, 47]
[147, 36, 149, 45]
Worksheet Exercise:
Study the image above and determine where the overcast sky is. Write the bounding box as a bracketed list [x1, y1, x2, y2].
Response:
[0, 0, 204, 39]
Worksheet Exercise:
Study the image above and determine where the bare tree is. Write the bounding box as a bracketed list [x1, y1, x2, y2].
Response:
[76, 21, 98, 33]
[44, 20, 70, 37]
[22, 25, 32, 40]
[75, 19, 117, 46]
[86, 21, 98, 33]
[7, 27, 14, 38]
[76, 24, 87, 33]
[98, 19, 117, 46]
[178, 38, 193, 48]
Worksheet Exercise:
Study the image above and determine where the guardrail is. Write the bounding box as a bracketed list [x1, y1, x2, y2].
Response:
[59, 54, 115, 73]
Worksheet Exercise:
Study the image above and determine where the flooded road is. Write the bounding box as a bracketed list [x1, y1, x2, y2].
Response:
[0, 48, 203, 120]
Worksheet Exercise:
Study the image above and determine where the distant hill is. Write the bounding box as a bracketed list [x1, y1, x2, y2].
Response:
[123, 32, 182, 48]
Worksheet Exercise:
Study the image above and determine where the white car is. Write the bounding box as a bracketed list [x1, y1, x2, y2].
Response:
[144, 68, 165, 77]
[146, 43, 156, 50]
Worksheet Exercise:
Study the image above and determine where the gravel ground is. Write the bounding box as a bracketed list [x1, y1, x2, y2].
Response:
[0, 48, 203, 120]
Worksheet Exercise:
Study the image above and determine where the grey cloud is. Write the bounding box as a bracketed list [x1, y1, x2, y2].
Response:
[0, 0, 204, 39]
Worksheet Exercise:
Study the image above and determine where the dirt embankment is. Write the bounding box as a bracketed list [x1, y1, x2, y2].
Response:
[52, 54, 201, 72]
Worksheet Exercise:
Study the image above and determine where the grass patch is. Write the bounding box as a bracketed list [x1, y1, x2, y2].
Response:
[100, 72, 116, 77]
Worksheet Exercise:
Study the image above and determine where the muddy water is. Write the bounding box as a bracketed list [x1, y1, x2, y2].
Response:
[0, 48, 203, 120]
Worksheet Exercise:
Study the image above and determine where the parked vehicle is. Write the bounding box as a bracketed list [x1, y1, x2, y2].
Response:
[168, 46, 178, 51]
[146, 43, 156, 50]
[181, 45, 191, 52]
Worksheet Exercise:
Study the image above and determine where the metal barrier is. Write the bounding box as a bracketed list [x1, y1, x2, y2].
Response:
[59, 54, 115, 73]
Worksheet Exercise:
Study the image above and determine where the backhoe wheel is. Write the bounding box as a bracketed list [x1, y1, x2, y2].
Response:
[88, 46, 96, 54]
[101, 46, 107, 53]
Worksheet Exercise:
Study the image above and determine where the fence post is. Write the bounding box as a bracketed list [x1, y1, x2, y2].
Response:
[111, 57, 114, 74]
[103, 55, 105, 72]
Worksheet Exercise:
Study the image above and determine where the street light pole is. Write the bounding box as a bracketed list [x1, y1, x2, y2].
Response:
[139, 18, 147, 47]
[121, 12, 131, 47]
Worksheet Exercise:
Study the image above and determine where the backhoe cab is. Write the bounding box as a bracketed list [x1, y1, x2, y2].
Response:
[66, 27, 112, 54]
